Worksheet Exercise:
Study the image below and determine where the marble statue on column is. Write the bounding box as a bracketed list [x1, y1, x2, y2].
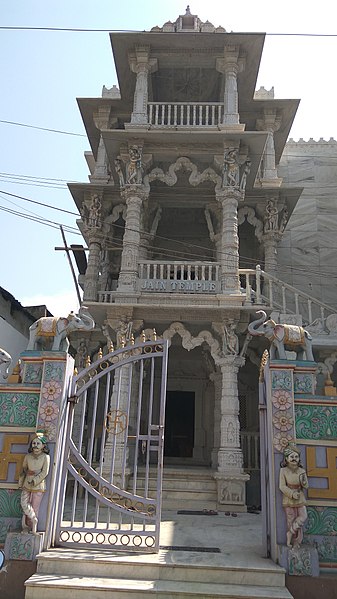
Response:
[264, 199, 279, 232]
[114, 156, 125, 188]
[279, 444, 309, 548]
[18, 432, 50, 535]
[239, 158, 251, 191]
[223, 321, 239, 356]
[126, 146, 143, 184]
[222, 149, 239, 187]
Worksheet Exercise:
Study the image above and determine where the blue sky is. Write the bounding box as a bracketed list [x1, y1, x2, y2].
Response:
[1, 0, 336, 315]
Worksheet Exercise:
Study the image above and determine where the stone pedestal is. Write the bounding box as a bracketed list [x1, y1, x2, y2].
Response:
[279, 545, 320, 577]
[4, 532, 44, 561]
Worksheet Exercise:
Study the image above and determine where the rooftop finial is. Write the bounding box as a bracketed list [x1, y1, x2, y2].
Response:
[186, 5, 191, 13]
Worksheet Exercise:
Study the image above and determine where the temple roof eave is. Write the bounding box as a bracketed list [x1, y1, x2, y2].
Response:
[110, 31, 265, 106]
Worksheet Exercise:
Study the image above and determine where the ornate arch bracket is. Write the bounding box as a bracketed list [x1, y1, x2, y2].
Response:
[144, 157, 222, 191]
[162, 321, 222, 365]
[238, 206, 263, 241]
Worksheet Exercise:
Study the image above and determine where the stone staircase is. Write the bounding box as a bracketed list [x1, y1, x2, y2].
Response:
[25, 546, 293, 599]
[136, 466, 218, 511]
[24, 512, 294, 599]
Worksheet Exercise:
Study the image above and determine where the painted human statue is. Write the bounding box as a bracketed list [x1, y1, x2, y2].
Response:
[279, 444, 309, 548]
[18, 432, 50, 534]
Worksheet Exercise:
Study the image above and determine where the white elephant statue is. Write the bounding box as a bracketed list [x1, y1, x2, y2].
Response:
[0, 348, 12, 379]
[27, 307, 95, 352]
[248, 310, 314, 361]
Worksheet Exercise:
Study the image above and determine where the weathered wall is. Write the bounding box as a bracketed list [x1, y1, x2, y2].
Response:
[278, 139, 337, 311]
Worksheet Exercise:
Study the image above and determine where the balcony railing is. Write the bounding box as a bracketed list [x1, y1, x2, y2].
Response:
[138, 260, 221, 294]
[148, 102, 224, 127]
[98, 264, 336, 324]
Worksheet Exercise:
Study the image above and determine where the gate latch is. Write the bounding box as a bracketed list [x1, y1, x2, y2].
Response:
[68, 395, 79, 404]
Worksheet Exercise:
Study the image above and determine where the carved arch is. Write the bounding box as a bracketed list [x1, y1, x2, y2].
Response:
[144, 157, 221, 191]
[106, 203, 126, 224]
[238, 206, 263, 241]
[162, 321, 222, 365]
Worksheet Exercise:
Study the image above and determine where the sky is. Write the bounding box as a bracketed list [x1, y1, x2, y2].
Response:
[1, 0, 337, 316]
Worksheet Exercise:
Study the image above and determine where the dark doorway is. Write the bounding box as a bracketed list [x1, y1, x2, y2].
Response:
[164, 391, 195, 457]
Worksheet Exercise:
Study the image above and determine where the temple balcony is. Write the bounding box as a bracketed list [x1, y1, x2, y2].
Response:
[147, 102, 224, 128]
[96, 264, 336, 334]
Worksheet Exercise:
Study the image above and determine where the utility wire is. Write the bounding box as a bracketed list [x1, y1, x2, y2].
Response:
[2, 202, 337, 283]
[0, 26, 337, 36]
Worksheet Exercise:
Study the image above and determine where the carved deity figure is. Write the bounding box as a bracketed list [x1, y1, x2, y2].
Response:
[18, 432, 50, 534]
[114, 156, 125, 187]
[126, 146, 143, 184]
[88, 194, 102, 228]
[116, 319, 133, 347]
[222, 149, 239, 187]
[223, 321, 239, 356]
[264, 199, 279, 232]
[239, 159, 251, 191]
[279, 444, 309, 548]
[75, 339, 88, 370]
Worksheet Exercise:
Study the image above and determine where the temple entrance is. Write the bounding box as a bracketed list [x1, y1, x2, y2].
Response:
[164, 391, 195, 458]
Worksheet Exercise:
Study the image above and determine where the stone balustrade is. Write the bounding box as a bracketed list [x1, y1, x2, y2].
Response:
[98, 264, 336, 324]
[148, 102, 224, 127]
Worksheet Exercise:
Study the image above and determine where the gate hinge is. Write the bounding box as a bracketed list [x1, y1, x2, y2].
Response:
[68, 395, 79, 404]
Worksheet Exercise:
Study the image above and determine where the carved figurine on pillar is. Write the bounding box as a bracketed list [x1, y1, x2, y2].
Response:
[239, 158, 251, 191]
[114, 156, 125, 188]
[18, 432, 50, 535]
[222, 149, 239, 187]
[264, 198, 279, 232]
[88, 194, 102, 228]
[223, 321, 239, 356]
[126, 146, 143, 184]
[279, 444, 309, 549]
[116, 319, 133, 348]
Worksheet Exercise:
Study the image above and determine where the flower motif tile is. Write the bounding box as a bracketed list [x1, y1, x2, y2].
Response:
[273, 432, 294, 452]
[294, 373, 314, 394]
[272, 389, 292, 411]
[273, 410, 294, 432]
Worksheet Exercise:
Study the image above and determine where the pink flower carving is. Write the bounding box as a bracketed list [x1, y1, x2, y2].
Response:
[39, 401, 59, 422]
[273, 411, 293, 432]
[42, 381, 62, 401]
[272, 389, 292, 411]
[273, 432, 294, 452]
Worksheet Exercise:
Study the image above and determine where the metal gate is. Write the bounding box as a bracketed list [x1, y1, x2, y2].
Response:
[55, 338, 168, 552]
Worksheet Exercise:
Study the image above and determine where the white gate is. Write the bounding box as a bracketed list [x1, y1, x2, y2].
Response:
[55, 339, 168, 552]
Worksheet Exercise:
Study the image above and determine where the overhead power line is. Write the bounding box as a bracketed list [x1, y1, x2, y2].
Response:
[0, 26, 337, 37]
[0, 119, 86, 137]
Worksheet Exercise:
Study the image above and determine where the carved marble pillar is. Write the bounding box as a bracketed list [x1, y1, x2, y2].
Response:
[210, 371, 221, 469]
[216, 46, 245, 128]
[83, 237, 101, 301]
[216, 188, 241, 293]
[118, 187, 148, 292]
[214, 355, 249, 511]
[256, 110, 282, 184]
[129, 46, 158, 126]
[262, 232, 279, 277]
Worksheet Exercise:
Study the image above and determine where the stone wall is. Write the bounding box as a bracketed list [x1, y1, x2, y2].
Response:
[278, 139, 337, 310]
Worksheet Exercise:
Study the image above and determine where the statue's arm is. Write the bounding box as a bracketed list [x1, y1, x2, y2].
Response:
[32, 455, 50, 487]
[279, 469, 294, 499]
[18, 455, 28, 488]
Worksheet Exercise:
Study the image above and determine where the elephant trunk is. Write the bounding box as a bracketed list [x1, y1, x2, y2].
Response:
[248, 310, 267, 336]
[79, 308, 95, 331]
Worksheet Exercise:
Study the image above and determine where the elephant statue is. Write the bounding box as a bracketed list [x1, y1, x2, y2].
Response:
[248, 310, 314, 361]
[27, 307, 95, 352]
[0, 348, 12, 379]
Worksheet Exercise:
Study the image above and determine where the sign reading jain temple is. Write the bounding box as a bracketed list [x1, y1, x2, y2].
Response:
[139, 279, 221, 293]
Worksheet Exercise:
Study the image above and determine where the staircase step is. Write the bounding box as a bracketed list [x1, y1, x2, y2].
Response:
[25, 574, 293, 599]
[36, 550, 286, 588]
